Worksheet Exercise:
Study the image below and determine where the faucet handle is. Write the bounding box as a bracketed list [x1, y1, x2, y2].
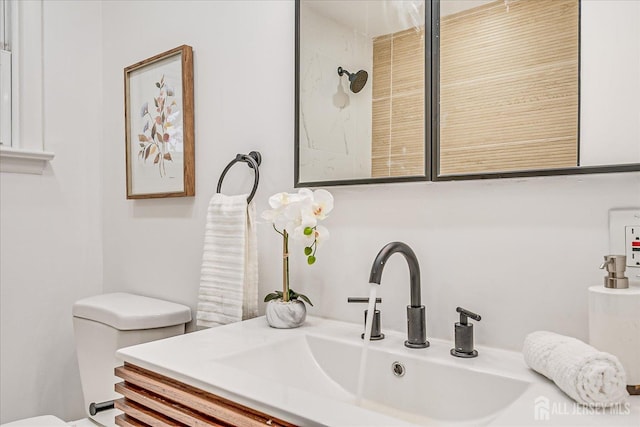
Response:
[451, 306, 481, 358]
[457, 307, 481, 324]
[347, 297, 382, 304]
[347, 297, 384, 340]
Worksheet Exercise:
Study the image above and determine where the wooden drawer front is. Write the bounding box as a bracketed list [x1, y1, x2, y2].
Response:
[115, 383, 214, 426]
[115, 414, 148, 427]
[114, 363, 296, 427]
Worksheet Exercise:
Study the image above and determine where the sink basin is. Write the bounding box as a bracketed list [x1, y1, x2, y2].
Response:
[217, 332, 531, 425]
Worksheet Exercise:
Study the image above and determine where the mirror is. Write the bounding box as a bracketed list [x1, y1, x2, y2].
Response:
[295, 0, 640, 187]
[295, 0, 429, 186]
[434, 0, 640, 179]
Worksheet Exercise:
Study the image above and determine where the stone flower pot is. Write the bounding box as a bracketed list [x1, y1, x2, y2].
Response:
[265, 299, 307, 329]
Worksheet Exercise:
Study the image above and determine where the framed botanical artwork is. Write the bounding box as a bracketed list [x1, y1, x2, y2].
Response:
[124, 45, 195, 199]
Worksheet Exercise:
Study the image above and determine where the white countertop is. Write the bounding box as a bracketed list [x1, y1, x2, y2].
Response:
[116, 316, 640, 426]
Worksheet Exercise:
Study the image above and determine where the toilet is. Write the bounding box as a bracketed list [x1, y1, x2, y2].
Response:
[2, 293, 191, 427]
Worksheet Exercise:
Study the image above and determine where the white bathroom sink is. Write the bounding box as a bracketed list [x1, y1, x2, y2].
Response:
[217, 333, 530, 425]
[117, 316, 640, 426]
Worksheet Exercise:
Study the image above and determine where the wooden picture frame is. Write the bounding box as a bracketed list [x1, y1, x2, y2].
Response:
[124, 45, 194, 199]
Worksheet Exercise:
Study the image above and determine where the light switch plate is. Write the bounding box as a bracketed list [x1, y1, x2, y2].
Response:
[609, 208, 640, 284]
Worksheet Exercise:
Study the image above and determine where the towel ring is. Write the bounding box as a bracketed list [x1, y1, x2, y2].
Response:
[216, 151, 262, 203]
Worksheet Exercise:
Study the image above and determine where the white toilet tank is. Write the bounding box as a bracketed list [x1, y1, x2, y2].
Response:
[72, 293, 191, 426]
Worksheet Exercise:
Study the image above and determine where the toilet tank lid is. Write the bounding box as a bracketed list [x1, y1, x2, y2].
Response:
[72, 293, 192, 330]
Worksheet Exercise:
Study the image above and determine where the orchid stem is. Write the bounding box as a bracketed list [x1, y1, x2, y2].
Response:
[272, 224, 285, 237]
[283, 230, 290, 302]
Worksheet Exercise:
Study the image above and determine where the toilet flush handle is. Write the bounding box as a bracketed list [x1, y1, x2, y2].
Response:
[89, 400, 114, 415]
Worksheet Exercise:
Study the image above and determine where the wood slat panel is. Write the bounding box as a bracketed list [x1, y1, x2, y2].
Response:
[115, 396, 187, 426]
[391, 92, 425, 154]
[372, 36, 391, 100]
[115, 364, 295, 427]
[372, 26, 425, 178]
[391, 28, 425, 96]
[115, 414, 148, 427]
[440, 137, 577, 173]
[372, 35, 392, 177]
[439, 0, 579, 175]
[115, 383, 226, 427]
[390, 155, 425, 176]
[371, 98, 391, 177]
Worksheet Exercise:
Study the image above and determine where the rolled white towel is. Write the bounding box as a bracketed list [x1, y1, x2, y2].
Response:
[523, 331, 628, 407]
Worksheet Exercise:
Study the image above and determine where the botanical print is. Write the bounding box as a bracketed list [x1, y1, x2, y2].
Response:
[137, 74, 182, 177]
[128, 54, 185, 195]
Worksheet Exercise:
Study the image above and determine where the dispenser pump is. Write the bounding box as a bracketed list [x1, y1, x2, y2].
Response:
[600, 255, 629, 289]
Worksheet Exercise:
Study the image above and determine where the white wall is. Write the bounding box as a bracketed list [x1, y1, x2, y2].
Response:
[1, 0, 639, 423]
[0, 1, 103, 423]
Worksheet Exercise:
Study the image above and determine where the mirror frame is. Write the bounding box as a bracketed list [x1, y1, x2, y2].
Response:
[431, 0, 639, 181]
[294, 0, 432, 187]
[294, 0, 640, 188]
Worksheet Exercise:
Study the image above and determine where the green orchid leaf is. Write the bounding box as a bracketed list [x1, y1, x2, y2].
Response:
[286, 289, 313, 306]
[297, 293, 314, 307]
[264, 293, 281, 303]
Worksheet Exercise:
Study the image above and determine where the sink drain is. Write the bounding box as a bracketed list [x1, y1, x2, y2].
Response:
[391, 361, 405, 377]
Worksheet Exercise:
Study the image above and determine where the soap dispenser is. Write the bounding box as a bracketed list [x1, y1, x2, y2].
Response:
[589, 255, 640, 395]
[600, 255, 629, 288]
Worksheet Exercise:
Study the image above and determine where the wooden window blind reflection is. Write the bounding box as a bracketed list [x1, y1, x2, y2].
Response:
[439, 0, 579, 175]
[372, 27, 425, 178]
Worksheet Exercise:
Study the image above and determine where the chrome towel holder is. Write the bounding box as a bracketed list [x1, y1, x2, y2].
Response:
[216, 151, 262, 203]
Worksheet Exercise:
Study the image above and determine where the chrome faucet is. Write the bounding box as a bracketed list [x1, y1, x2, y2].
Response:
[369, 242, 429, 349]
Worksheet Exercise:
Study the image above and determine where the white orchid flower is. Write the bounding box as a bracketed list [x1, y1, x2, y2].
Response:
[300, 209, 318, 229]
[261, 208, 287, 231]
[261, 188, 333, 265]
[294, 224, 330, 245]
[297, 188, 314, 202]
[260, 208, 280, 222]
[298, 197, 318, 228]
[268, 192, 293, 209]
[282, 201, 302, 229]
[313, 225, 330, 245]
[311, 189, 334, 220]
[292, 225, 314, 244]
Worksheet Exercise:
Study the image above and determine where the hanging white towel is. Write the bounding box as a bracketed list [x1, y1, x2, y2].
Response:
[523, 331, 628, 407]
[197, 193, 258, 328]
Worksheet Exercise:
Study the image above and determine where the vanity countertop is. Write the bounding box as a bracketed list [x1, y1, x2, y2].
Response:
[116, 316, 640, 426]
